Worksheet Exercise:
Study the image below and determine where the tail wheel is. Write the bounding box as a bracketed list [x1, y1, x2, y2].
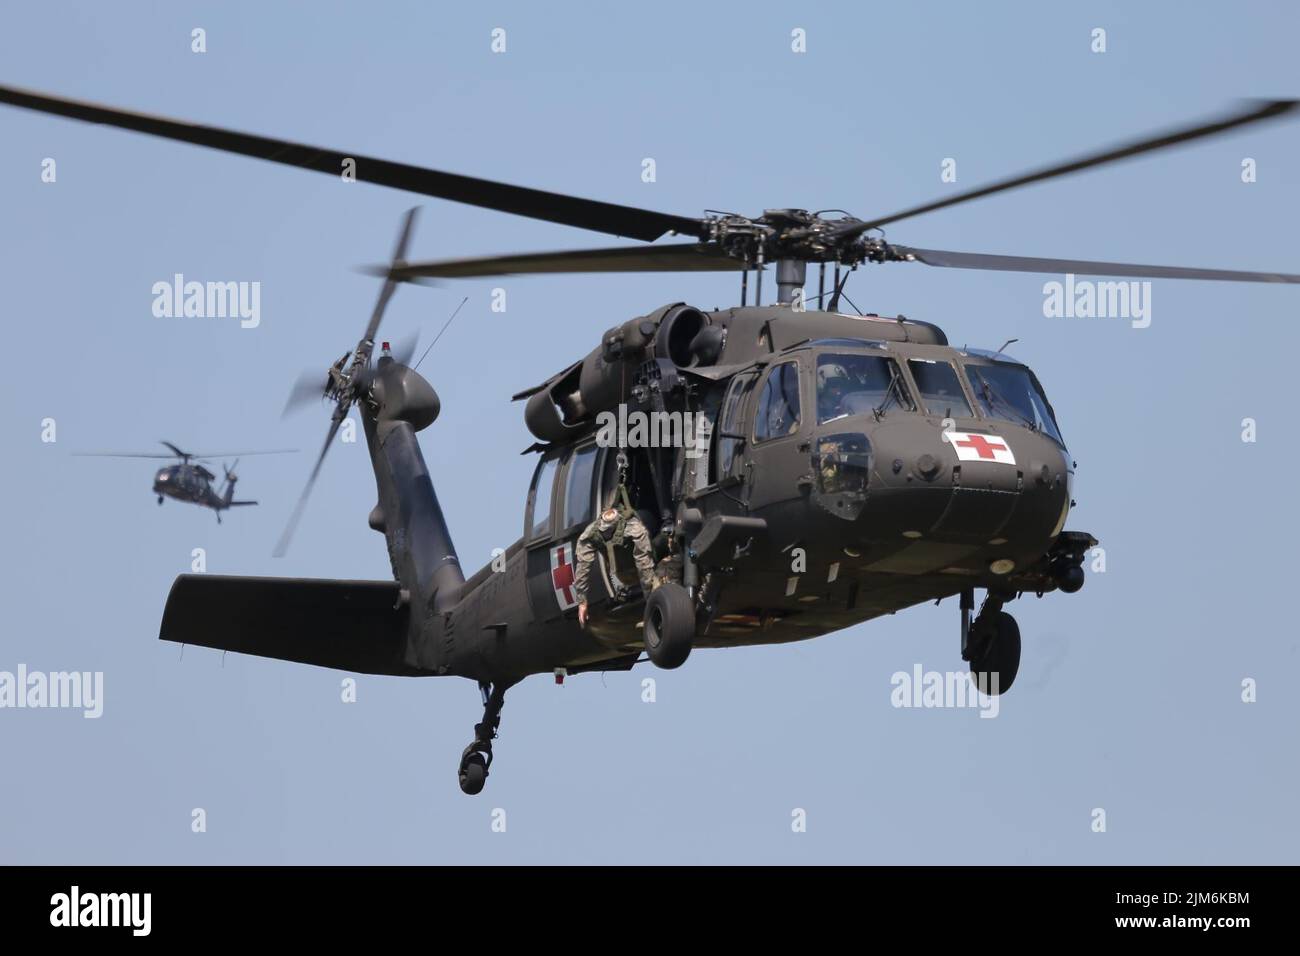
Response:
[643, 583, 695, 670]
[968, 611, 1020, 695]
[459, 752, 488, 795]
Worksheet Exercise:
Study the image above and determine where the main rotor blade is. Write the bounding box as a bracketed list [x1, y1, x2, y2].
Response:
[374, 242, 745, 281]
[0, 84, 706, 242]
[74, 447, 296, 460]
[841, 99, 1298, 237]
[74, 452, 181, 459]
[189, 449, 298, 460]
[893, 245, 1300, 283]
[273, 420, 340, 558]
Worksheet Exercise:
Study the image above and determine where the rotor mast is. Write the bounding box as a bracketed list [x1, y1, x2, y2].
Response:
[775, 259, 807, 306]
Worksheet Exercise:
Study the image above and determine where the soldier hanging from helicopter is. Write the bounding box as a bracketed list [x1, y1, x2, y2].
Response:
[574, 450, 661, 627]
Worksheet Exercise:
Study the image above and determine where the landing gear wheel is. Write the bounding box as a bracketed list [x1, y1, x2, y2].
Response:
[643, 582, 695, 670]
[157, 496, 164, 505]
[456, 681, 508, 796]
[968, 611, 1020, 695]
[458, 751, 488, 795]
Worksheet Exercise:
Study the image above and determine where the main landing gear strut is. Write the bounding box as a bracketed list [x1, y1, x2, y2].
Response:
[960, 588, 1021, 695]
[458, 681, 507, 795]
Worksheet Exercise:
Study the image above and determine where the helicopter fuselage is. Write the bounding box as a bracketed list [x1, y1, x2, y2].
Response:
[428, 307, 1091, 682]
[153, 463, 220, 507]
[161, 305, 1095, 690]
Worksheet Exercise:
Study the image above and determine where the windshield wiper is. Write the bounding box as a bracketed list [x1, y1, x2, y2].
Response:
[874, 366, 905, 419]
[975, 371, 1037, 432]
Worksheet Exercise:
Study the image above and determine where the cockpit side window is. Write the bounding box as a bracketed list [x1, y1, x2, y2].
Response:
[527, 455, 560, 541]
[713, 372, 755, 482]
[965, 362, 1065, 444]
[907, 359, 973, 418]
[753, 362, 801, 443]
[817, 353, 912, 423]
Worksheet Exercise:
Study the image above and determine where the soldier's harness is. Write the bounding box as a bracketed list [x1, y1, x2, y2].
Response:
[601, 451, 637, 554]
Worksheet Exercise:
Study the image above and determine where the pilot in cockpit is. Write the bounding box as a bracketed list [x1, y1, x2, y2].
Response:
[817, 363, 854, 422]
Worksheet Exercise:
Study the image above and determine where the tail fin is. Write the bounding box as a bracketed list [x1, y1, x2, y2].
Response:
[221, 462, 240, 507]
[362, 356, 464, 613]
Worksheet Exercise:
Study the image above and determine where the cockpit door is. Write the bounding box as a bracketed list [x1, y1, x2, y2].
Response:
[745, 358, 808, 509]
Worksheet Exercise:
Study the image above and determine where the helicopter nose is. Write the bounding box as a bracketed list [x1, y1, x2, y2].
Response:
[856, 421, 1069, 554]
[945, 430, 1023, 491]
[931, 426, 1069, 542]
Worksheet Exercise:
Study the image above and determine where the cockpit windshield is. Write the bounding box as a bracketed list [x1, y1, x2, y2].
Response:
[816, 353, 912, 423]
[964, 362, 1065, 445]
[907, 359, 973, 418]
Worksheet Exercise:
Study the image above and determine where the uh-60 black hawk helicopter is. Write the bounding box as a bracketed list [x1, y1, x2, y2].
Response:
[6, 84, 1299, 794]
[73, 441, 295, 521]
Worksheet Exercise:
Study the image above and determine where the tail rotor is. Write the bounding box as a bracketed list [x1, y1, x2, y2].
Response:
[273, 207, 420, 558]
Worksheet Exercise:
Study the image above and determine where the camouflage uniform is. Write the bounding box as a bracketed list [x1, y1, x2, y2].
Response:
[573, 510, 659, 605]
[655, 551, 684, 589]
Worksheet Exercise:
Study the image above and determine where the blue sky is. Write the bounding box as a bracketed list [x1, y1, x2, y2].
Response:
[2, 1, 1298, 863]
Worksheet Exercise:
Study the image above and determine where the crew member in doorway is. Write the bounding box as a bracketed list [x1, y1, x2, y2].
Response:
[574, 505, 659, 627]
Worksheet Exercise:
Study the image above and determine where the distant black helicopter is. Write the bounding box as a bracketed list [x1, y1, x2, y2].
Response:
[75, 442, 295, 521]
[7, 83, 1300, 795]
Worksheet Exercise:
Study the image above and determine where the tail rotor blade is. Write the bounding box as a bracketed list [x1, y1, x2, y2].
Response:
[390, 329, 420, 367]
[273, 418, 341, 558]
[283, 368, 330, 417]
[361, 207, 419, 345]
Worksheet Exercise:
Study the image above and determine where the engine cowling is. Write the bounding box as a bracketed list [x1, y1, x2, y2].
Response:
[522, 303, 710, 443]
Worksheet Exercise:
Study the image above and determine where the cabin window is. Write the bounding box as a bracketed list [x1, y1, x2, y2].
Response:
[816, 353, 911, 423]
[528, 455, 560, 540]
[907, 359, 973, 418]
[964, 363, 1064, 444]
[753, 362, 801, 442]
[561, 444, 598, 529]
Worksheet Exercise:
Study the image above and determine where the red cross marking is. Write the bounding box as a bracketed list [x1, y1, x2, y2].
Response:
[552, 547, 575, 603]
[954, 434, 1008, 459]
